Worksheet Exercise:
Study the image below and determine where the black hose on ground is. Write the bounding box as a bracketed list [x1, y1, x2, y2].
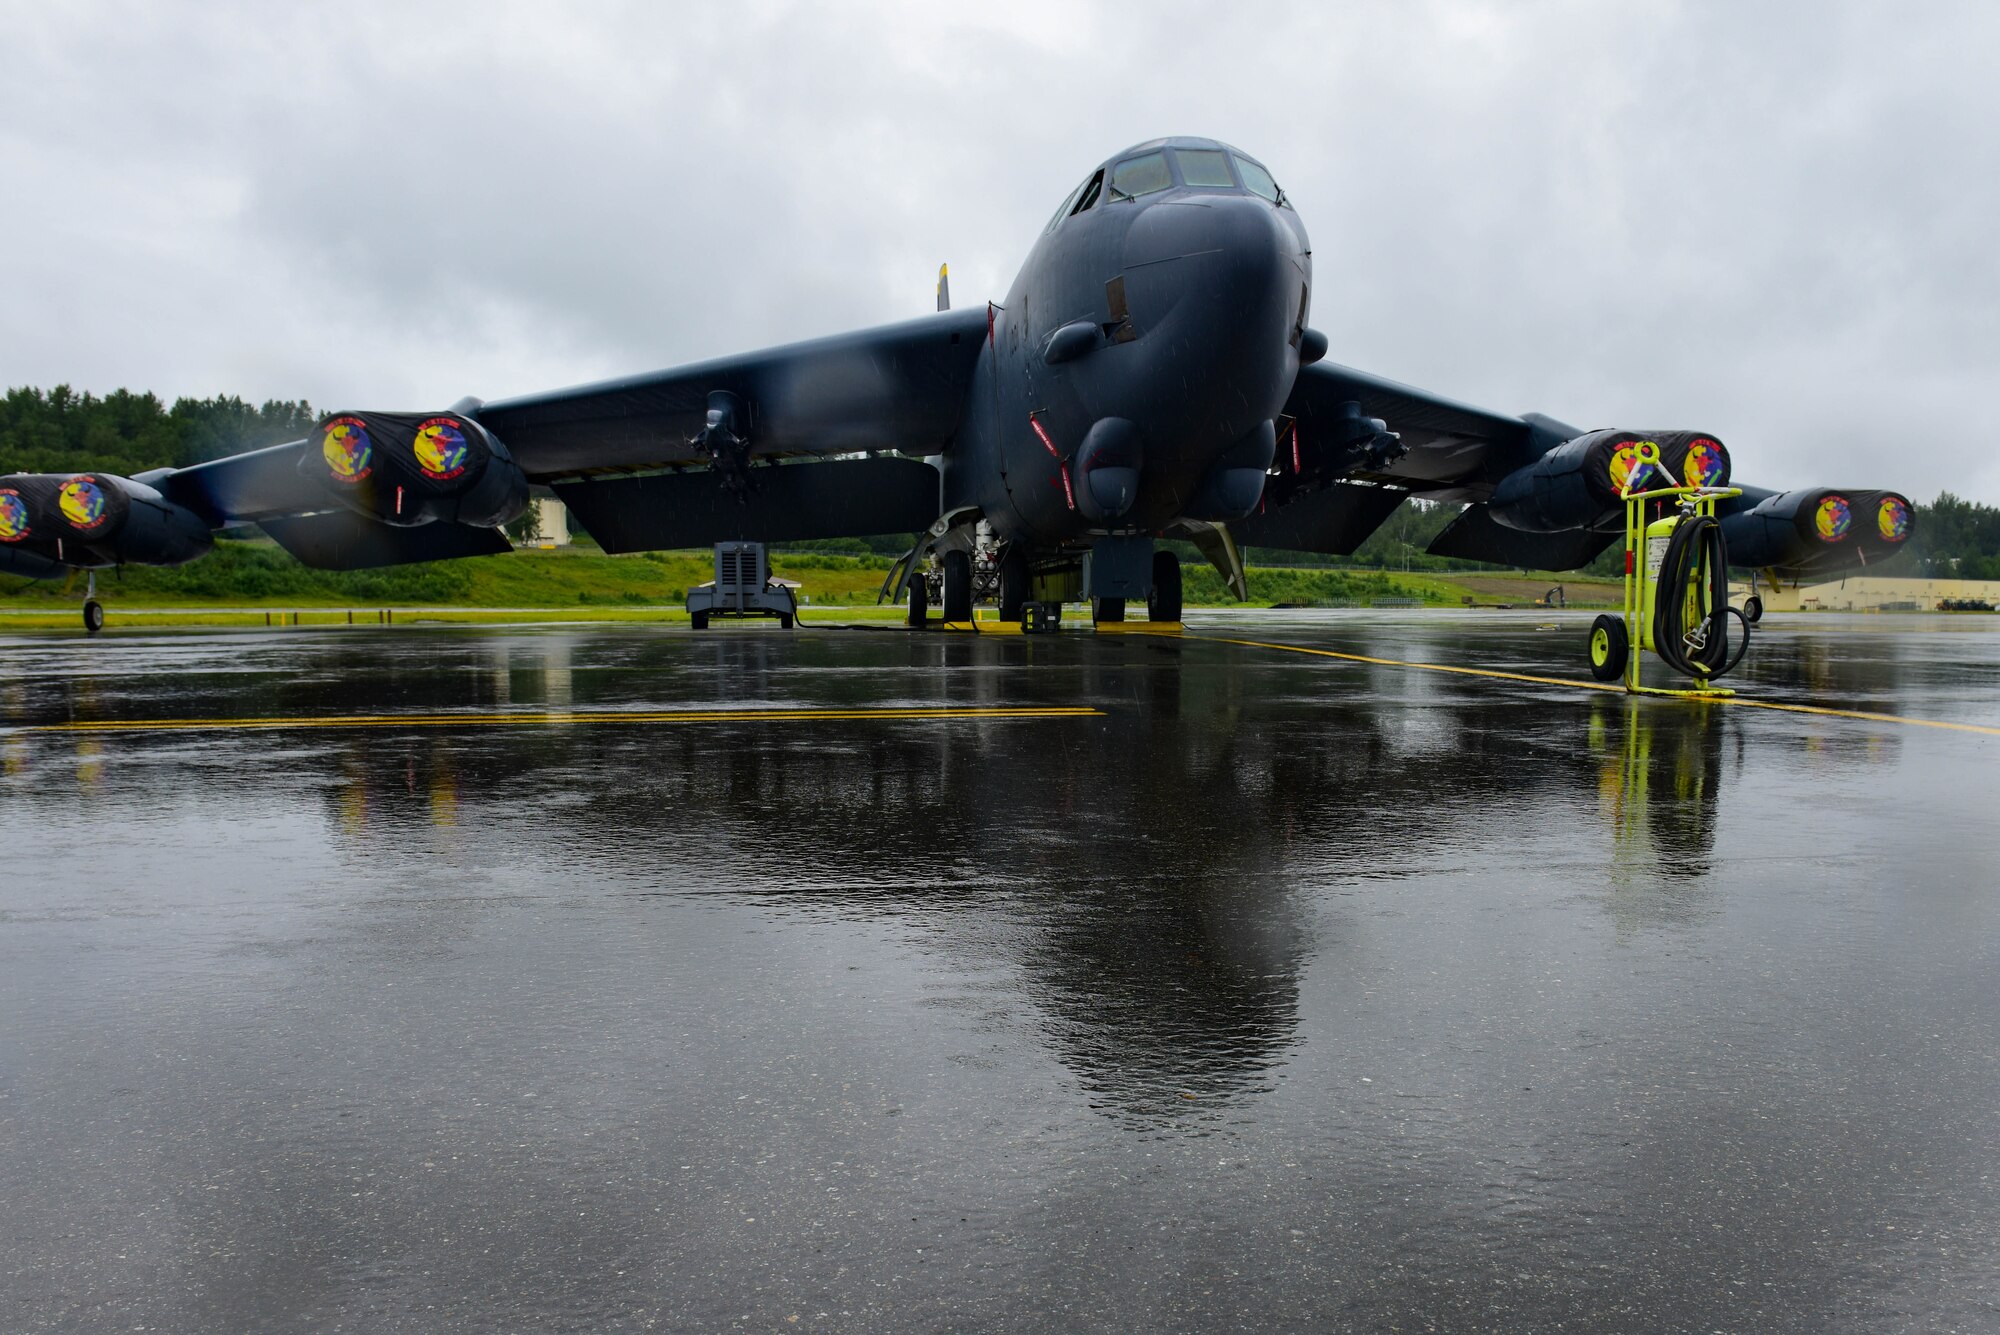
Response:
[1651, 513, 1751, 680]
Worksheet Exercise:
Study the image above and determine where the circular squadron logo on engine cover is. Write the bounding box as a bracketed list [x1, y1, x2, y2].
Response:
[1815, 496, 1853, 541]
[1608, 441, 1654, 495]
[1684, 438, 1726, 488]
[414, 418, 470, 481]
[322, 417, 374, 483]
[1878, 496, 1911, 542]
[58, 476, 109, 533]
[0, 490, 29, 542]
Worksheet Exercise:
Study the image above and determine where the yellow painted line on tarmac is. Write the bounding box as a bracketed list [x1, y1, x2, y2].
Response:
[12, 705, 1105, 737]
[1200, 635, 2000, 738]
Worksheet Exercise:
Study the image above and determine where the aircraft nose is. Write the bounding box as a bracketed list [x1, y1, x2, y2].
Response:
[1116, 194, 1309, 434]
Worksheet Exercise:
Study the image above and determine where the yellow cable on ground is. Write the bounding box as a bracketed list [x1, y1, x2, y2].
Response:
[1199, 635, 2000, 738]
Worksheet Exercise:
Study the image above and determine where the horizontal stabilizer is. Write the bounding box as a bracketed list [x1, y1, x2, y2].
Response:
[554, 456, 939, 553]
[1232, 483, 1405, 556]
[1427, 504, 1615, 571]
[260, 512, 513, 570]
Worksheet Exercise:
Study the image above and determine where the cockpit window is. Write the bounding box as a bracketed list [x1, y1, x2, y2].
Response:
[1108, 152, 1172, 201]
[1046, 178, 1087, 232]
[1176, 149, 1236, 188]
[1234, 155, 1285, 205]
[1072, 168, 1104, 215]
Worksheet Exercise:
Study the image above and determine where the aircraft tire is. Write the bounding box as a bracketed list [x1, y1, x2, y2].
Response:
[1588, 613, 1627, 682]
[942, 550, 973, 622]
[690, 610, 709, 630]
[1093, 597, 1126, 624]
[998, 547, 1030, 621]
[1743, 595, 1763, 625]
[1148, 552, 1183, 622]
[83, 599, 105, 635]
[908, 575, 928, 627]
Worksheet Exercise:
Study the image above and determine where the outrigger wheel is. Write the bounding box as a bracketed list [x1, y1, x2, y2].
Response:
[1587, 614, 1627, 682]
[1742, 595, 1764, 625]
[83, 599, 105, 635]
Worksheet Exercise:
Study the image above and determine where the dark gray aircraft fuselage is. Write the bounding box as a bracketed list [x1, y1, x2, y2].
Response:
[942, 137, 1312, 548]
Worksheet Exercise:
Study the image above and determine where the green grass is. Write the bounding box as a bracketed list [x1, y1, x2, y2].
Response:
[0, 539, 1619, 628]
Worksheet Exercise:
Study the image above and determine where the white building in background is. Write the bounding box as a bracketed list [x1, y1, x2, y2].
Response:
[1739, 575, 2000, 612]
[518, 496, 570, 549]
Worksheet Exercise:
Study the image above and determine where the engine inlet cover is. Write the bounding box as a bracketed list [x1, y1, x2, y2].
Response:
[303, 410, 526, 529]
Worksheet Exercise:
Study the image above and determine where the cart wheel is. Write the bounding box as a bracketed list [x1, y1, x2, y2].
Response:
[1742, 595, 1763, 625]
[1588, 614, 1627, 682]
[690, 611, 709, 630]
[777, 613, 794, 630]
[83, 599, 105, 635]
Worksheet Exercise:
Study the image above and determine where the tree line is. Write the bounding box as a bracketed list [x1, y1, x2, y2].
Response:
[5, 384, 1998, 579]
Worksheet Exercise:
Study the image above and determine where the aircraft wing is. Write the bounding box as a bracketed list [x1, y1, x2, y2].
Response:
[1281, 359, 1538, 495]
[474, 308, 991, 477]
[138, 309, 992, 566]
[1234, 359, 1592, 565]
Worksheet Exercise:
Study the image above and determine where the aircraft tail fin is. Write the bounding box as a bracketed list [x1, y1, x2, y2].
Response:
[936, 263, 950, 312]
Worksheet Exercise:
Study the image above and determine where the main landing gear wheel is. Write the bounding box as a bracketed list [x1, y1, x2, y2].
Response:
[941, 550, 973, 623]
[82, 599, 105, 635]
[907, 574, 929, 627]
[998, 547, 1030, 622]
[1148, 551, 1182, 623]
[1093, 597, 1126, 624]
[1742, 595, 1764, 625]
[1588, 613, 1627, 682]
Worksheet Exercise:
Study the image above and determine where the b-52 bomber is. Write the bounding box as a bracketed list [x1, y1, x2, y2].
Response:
[0, 137, 1913, 631]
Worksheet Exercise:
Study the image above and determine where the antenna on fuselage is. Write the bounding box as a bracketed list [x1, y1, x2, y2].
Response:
[936, 263, 950, 312]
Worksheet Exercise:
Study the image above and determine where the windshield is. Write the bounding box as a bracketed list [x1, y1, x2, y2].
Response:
[1175, 149, 1236, 188]
[1108, 153, 1172, 201]
[1233, 155, 1284, 205]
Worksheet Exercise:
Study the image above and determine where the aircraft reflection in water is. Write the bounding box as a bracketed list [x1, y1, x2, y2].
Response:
[206, 630, 1863, 1125]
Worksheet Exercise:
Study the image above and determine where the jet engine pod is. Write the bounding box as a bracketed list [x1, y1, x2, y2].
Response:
[1717, 486, 1913, 572]
[1073, 417, 1144, 522]
[1856, 490, 1915, 558]
[304, 410, 528, 529]
[1487, 429, 1731, 533]
[0, 471, 212, 568]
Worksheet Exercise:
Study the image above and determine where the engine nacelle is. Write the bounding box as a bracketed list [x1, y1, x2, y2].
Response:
[1721, 488, 1915, 572]
[302, 410, 528, 529]
[1488, 429, 1732, 533]
[0, 471, 213, 568]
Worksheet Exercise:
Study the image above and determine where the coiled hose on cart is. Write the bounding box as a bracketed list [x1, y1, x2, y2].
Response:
[1651, 513, 1751, 680]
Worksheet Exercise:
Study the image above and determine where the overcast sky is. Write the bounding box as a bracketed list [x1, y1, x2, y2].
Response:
[3, 1, 1995, 502]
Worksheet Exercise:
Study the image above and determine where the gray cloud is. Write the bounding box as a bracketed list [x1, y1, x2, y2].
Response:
[2, 0, 1994, 502]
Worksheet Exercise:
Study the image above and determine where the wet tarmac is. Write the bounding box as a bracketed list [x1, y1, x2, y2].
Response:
[3, 611, 1997, 1332]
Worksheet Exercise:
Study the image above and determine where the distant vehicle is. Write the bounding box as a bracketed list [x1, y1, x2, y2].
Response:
[0, 137, 1913, 632]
